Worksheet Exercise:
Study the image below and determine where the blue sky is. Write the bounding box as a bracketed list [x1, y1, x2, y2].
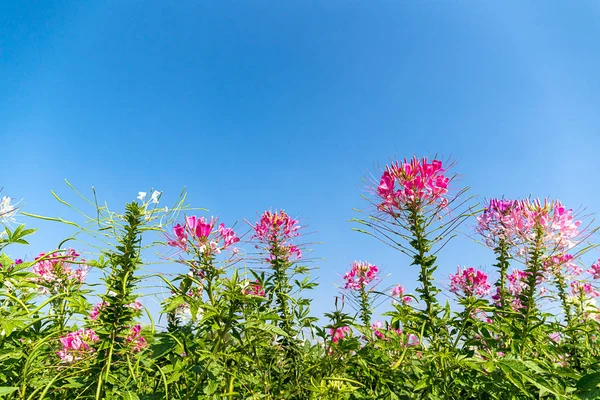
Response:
[2, 1, 600, 323]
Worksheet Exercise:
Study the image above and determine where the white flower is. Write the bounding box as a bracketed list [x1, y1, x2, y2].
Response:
[150, 190, 161, 204]
[0, 196, 17, 224]
[137, 192, 147, 201]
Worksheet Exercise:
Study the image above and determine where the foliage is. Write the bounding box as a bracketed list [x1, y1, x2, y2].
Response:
[1, 158, 600, 399]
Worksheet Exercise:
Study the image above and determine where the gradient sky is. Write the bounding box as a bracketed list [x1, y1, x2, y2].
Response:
[2, 1, 600, 323]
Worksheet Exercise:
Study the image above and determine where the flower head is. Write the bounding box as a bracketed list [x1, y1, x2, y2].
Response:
[376, 157, 449, 214]
[32, 249, 88, 292]
[253, 210, 300, 243]
[343, 261, 379, 291]
[57, 329, 99, 364]
[449, 266, 490, 298]
[0, 196, 18, 225]
[391, 285, 412, 304]
[329, 326, 351, 344]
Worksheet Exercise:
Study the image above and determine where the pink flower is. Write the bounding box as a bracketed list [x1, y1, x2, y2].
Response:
[371, 321, 386, 340]
[89, 301, 107, 321]
[244, 280, 266, 297]
[253, 210, 302, 261]
[449, 266, 490, 298]
[126, 324, 147, 353]
[376, 157, 449, 214]
[330, 326, 351, 344]
[57, 329, 99, 363]
[124, 299, 144, 312]
[343, 261, 379, 291]
[168, 216, 239, 255]
[588, 259, 600, 279]
[391, 285, 411, 304]
[252, 210, 300, 243]
[187, 216, 215, 239]
[32, 249, 88, 291]
[549, 332, 561, 343]
[571, 281, 600, 298]
[218, 223, 240, 248]
[167, 223, 188, 250]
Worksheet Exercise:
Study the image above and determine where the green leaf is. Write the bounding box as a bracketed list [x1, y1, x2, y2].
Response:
[0, 387, 18, 397]
[577, 372, 600, 390]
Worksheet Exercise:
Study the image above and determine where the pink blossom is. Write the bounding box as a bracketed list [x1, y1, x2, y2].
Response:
[124, 299, 144, 312]
[588, 259, 600, 279]
[32, 249, 88, 291]
[186, 216, 214, 239]
[218, 223, 240, 248]
[89, 301, 107, 321]
[570, 281, 600, 298]
[126, 324, 147, 353]
[343, 261, 379, 291]
[371, 321, 386, 340]
[244, 280, 266, 297]
[329, 326, 351, 344]
[391, 285, 411, 304]
[549, 332, 561, 343]
[253, 210, 302, 261]
[167, 223, 188, 250]
[57, 329, 99, 363]
[376, 157, 449, 214]
[252, 210, 300, 243]
[449, 266, 490, 298]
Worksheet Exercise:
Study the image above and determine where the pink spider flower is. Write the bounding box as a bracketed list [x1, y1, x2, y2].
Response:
[343, 261, 379, 291]
[126, 324, 147, 353]
[449, 266, 490, 298]
[252, 210, 300, 243]
[89, 301, 107, 321]
[32, 249, 88, 291]
[476, 199, 524, 247]
[330, 326, 351, 344]
[588, 259, 600, 280]
[544, 253, 581, 276]
[218, 223, 240, 248]
[570, 281, 600, 298]
[244, 280, 266, 297]
[390, 285, 411, 304]
[376, 157, 449, 214]
[371, 321, 386, 340]
[124, 299, 144, 312]
[57, 329, 99, 363]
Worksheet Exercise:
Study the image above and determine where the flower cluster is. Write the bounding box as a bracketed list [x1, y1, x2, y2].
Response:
[89, 299, 143, 321]
[244, 280, 266, 297]
[492, 269, 530, 310]
[126, 324, 147, 353]
[390, 285, 412, 304]
[330, 326, 351, 344]
[168, 216, 239, 254]
[449, 267, 491, 298]
[0, 196, 17, 225]
[343, 261, 379, 291]
[371, 321, 420, 346]
[476, 199, 523, 247]
[57, 329, 99, 363]
[376, 157, 449, 214]
[253, 210, 302, 260]
[570, 281, 600, 299]
[588, 259, 600, 280]
[543, 253, 581, 277]
[477, 198, 582, 255]
[32, 249, 88, 292]
[89, 301, 107, 321]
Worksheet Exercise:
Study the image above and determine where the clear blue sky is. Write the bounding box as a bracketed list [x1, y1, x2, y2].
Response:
[2, 1, 600, 322]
